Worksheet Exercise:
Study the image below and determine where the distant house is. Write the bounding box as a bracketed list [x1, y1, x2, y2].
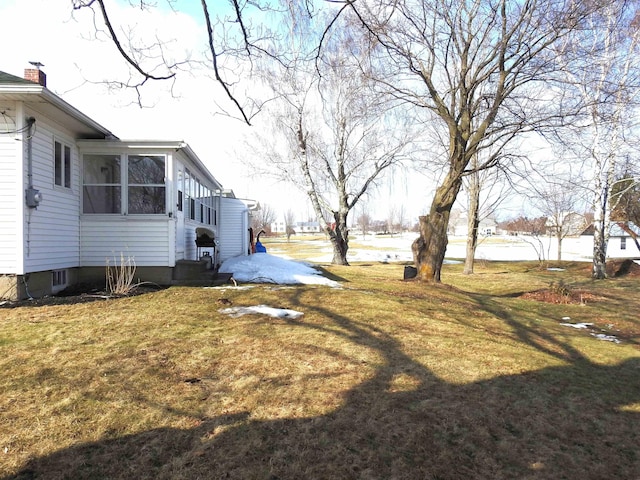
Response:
[271, 220, 322, 234]
[579, 222, 640, 258]
[545, 211, 588, 237]
[451, 216, 497, 237]
[0, 68, 251, 300]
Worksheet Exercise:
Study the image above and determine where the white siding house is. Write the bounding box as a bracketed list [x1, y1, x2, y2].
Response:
[451, 216, 497, 237]
[0, 68, 251, 300]
[219, 196, 250, 261]
[577, 222, 640, 259]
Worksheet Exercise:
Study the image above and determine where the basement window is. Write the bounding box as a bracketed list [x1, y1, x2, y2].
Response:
[52, 269, 67, 293]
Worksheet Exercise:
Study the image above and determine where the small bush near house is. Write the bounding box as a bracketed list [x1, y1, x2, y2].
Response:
[106, 253, 137, 296]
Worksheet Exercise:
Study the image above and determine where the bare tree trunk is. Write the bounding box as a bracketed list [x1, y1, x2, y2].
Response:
[592, 153, 614, 279]
[412, 173, 462, 282]
[557, 233, 563, 262]
[592, 204, 608, 279]
[330, 210, 349, 265]
[463, 169, 480, 275]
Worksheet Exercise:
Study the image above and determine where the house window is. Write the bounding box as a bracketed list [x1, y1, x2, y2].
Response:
[177, 169, 183, 212]
[54, 140, 71, 188]
[127, 155, 166, 214]
[83, 154, 122, 213]
[184, 169, 191, 219]
[82, 154, 166, 215]
[621, 237, 627, 250]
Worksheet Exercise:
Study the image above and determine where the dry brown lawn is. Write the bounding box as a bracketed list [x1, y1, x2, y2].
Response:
[1, 248, 639, 479]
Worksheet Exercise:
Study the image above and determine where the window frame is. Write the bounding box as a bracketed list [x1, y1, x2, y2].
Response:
[54, 139, 72, 189]
[126, 154, 167, 215]
[82, 153, 168, 215]
[51, 269, 68, 293]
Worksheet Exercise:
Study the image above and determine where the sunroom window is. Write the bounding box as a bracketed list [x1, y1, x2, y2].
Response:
[83, 154, 121, 214]
[82, 154, 166, 214]
[127, 155, 166, 214]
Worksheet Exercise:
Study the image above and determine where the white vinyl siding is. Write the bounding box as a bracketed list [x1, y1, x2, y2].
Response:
[0, 107, 21, 273]
[183, 219, 199, 261]
[22, 110, 81, 273]
[80, 218, 171, 266]
[218, 197, 249, 262]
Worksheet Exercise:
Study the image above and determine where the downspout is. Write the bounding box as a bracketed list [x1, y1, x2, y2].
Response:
[26, 117, 34, 188]
[23, 117, 41, 262]
[24, 117, 41, 209]
[215, 189, 222, 267]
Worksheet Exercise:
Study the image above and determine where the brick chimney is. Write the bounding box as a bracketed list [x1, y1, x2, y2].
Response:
[24, 68, 47, 87]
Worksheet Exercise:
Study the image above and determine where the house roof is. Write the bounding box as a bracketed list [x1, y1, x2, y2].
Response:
[0, 69, 117, 140]
[0, 70, 35, 85]
[581, 222, 640, 237]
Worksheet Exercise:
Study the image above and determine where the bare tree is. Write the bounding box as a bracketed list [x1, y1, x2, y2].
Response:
[527, 178, 589, 261]
[246, 15, 413, 265]
[356, 204, 372, 239]
[611, 169, 640, 250]
[463, 157, 482, 275]
[338, 0, 598, 282]
[386, 205, 397, 237]
[71, 0, 298, 122]
[461, 160, 511, 274]
[554, 1, 640, 278]
[396, 204, 407, 234]
[284, 209, 296, 242]
[251, 203, 277, 234]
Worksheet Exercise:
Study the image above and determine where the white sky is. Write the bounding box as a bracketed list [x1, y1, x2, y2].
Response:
[0, 0, 541, 225]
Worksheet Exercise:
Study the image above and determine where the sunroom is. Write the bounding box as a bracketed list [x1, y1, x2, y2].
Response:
[76, 140, 224, 284]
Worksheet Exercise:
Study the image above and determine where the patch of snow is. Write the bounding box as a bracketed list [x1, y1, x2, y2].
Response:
[547, 268, 566, 271]
[591, 333, 621, 344]
[219, 305, 304, 319]
[560, 322, 593, 329]
[220, 253, 340, 287]
[559, 323, 622, 344]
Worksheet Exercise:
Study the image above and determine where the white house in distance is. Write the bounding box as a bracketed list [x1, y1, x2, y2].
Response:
[450, 215, 498, 237]
[578, 222, 640, 259]
[271, 220, 322, 234]
[0, 68, 252, 301]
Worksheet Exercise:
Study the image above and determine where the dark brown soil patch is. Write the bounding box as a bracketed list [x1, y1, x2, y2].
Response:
[520, 289, 605, 305]
[0, 283, 165, 309]
[583, 259, 640, 277]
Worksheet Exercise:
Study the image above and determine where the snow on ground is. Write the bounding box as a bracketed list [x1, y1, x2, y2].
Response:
[219, 234, 594, 287]
[216, 235, 627, 344]
[308, 233, 595, 264]
[560, 321, 621, 343]
[220, 253, 340, 287]
[219, 305, 304, 319]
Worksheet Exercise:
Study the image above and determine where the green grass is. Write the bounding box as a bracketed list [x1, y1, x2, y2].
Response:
[1, 240, 639, 479]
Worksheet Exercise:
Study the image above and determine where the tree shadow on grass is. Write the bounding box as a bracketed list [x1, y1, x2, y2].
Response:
[4, 300, 640, 480]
